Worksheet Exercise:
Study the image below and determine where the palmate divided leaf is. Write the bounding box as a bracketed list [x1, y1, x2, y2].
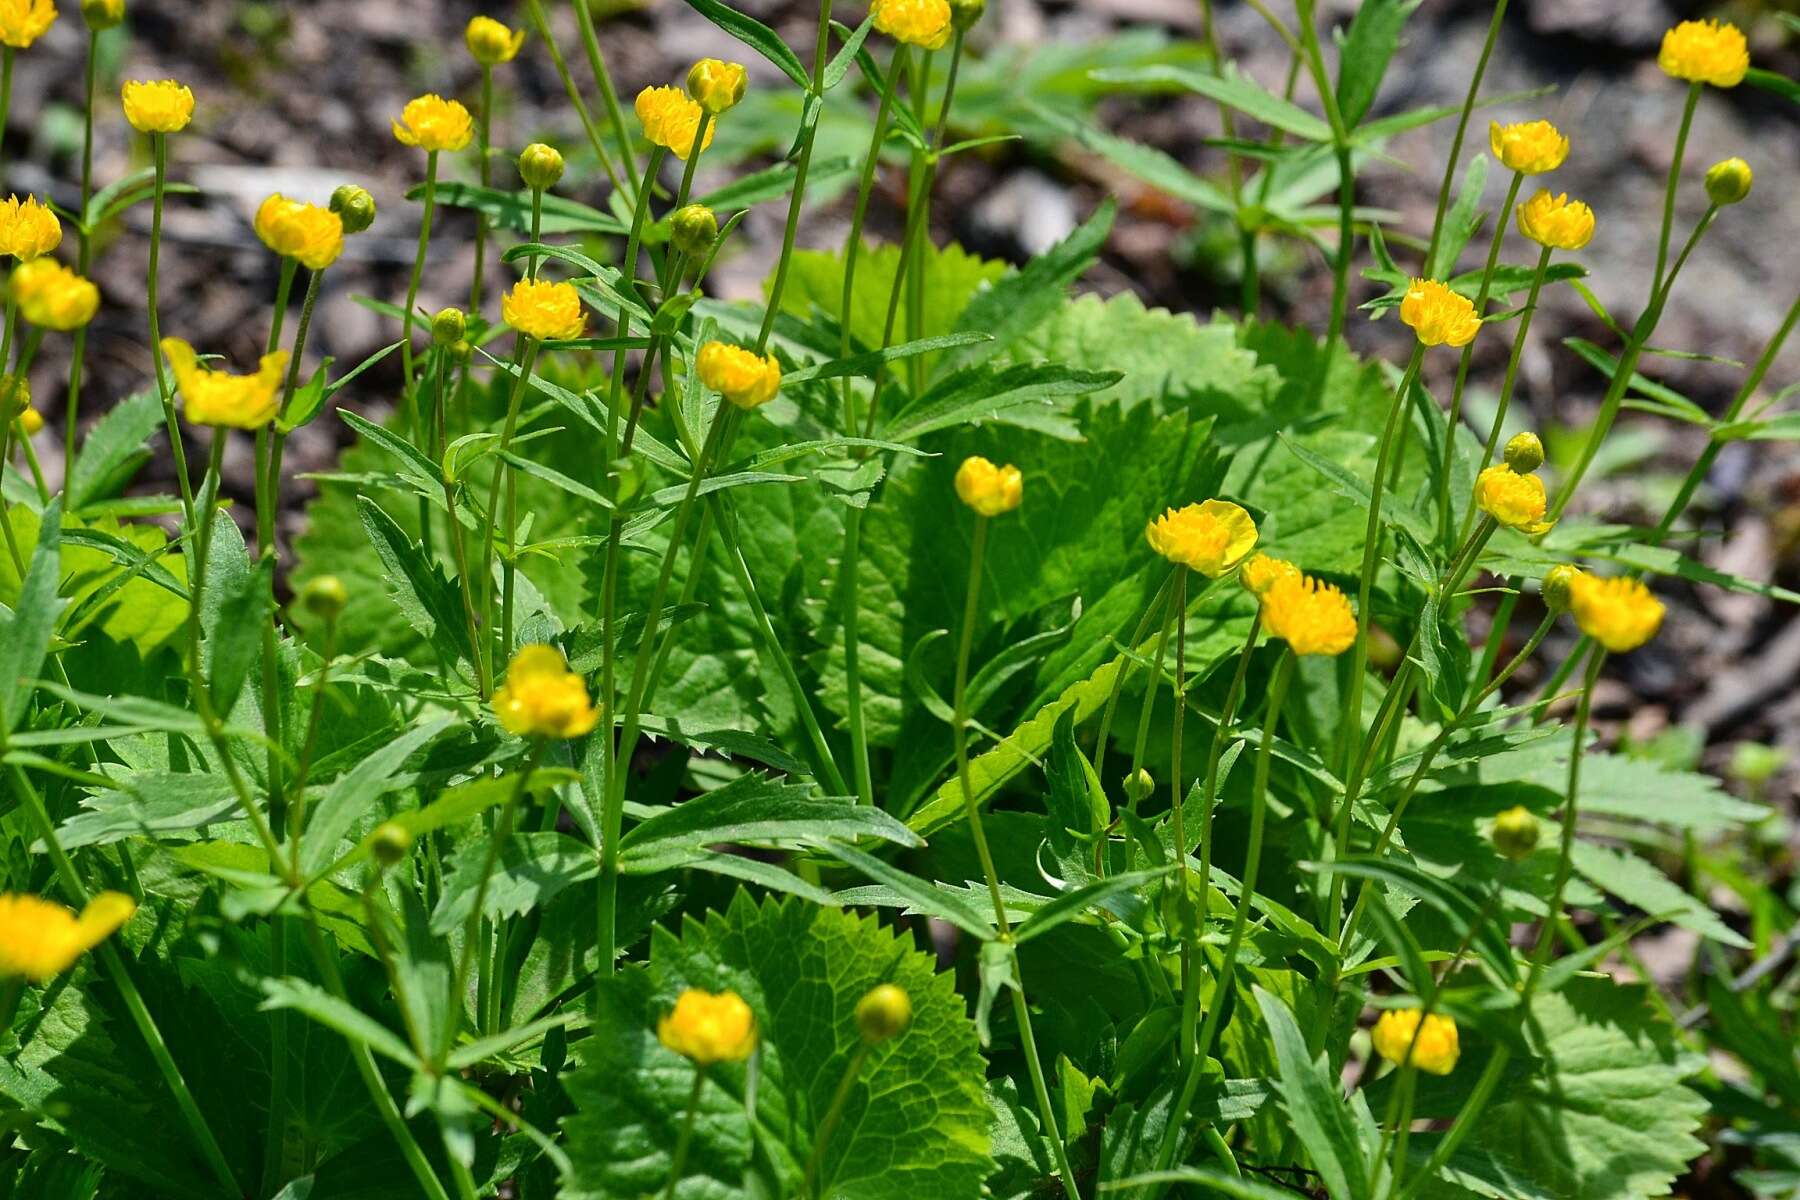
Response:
[0, 1, 1789, 1198]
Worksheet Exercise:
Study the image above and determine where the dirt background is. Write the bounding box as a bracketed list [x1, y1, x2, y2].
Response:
[5, 0, 1799, 799]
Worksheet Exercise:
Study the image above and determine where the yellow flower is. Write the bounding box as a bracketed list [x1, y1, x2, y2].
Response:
[0, 892, 136, 982]
[0, 0, 56, 49]
[697, 341, 781, 410]
[1473, 465, 1552, 534]
[1487, 119, 1570, 175]
[1659, 19, 1748, 88]
[161, 338, 288, 429]
[1515, 190, 1595, 252]
[954, 455, 1022, 517]
[658, 988, 757, 1065]
[1260, 572, 1357, 657]
[1372, 1008, 1459, 1076]
[687, 58, 747, 115]
[1144, 499, 1258, 576]
[254, 194, 345, 271]
[634, 85, 715, 161]
[1399, 278, 1480, 348]
[1568, 573, 1665, 653]
[393, 94, 473, 152]
[872, 0, 952, 49]
[465, 15, 524, 65]
[18, 406, 43, 436]
[1240, 552, 1299, 597]
[492, 644, 599, 739]
[121, 79, 195, 134]
[0, 195, 62, 262]
[11, 259, 98, 330]
[501, 279, 587, 341]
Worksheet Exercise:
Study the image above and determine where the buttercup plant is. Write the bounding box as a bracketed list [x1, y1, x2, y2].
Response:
[0, 5, 1793, 1200]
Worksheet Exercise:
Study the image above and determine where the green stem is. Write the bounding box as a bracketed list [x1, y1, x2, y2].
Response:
[1524, 649, 1605, 996]
[478, 338, 542, 673]
[661, 1070, 707, 1200]
[399, 150, 438, 410]
[570, 0, 640, 204]
[1294, 1, 1353, 342]
[470, 66, 494, 312]
[1092, 572, 1174, 794]
[145, 134, 198, 538]
[756, 0, 837, 353]
[1652, 84, 1701, 298]
[803, 1043, 872, 1197]
[1169, 567, 1195, 1049]
[1420, 0, 1508, 274]
[64, 31, 98, 472]
[1126, 574, 1178, 810]
[839, 44, 908, 432]
[1394, 1045, 1510, 1200]
[520, 0, 625, 196]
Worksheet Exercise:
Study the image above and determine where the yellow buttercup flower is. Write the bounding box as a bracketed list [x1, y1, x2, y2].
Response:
[657, 988, 757, 1066]
[393, 94, 473, 152]
[0, 892, 136, 982]
[0, 0, 57, 49]
[18, 406, 43, 436]
[954, 455, 1023, 517]
[161, 338, 288, 429]
[697, 341, 781, 409]
[1240, 552, 1299, 597]
[687, 58, 747, 115]
[501, 279, 587, 341]
[635, 85, 715, 161]
[1659, 19, 1748, 88]
[1145, 500, 1257, 576]
[1372, 1008, 1459, 1076]
[1473, 465, 1553, 535]
[1260, 572, 1356, 657]
[121, 79, 195, 134]
[492, 644, 599, 739]
[1399, 278, 1480, 349]
[465, 15, 524, 65]
[0, 195, 62, 262]
[872, 0, 952, 49]
[1568, 573, 1665, 653]
[12, 259, 99, 330]
[1515, 190, 1595, 252]
[1487, 119, 1569, 175]
[254, 194, 345, 271]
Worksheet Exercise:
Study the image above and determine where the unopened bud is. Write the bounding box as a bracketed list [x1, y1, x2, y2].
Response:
[1123, 768, 1154, 805]
[298, 574, 348, 620]
[450, 338, 473, 363]
[854, 984, 912, 1042]
[432, 306, 467, 347]
[948, 0, 985, 31]
[686, 58, 747, 115]
[1541, 564, 1580, 613]
[1503, 431, 1544, 474]
[329, 185, 377, 234]
[670, 204, 718, 259]
[518, 142, 565, 191]
[0, 374, 29, 423]
[1491, 805, 1541, 861]
[372, 821, 413, 866]
[82, 0, 125, 29]
[1704, 157, 1752, 206]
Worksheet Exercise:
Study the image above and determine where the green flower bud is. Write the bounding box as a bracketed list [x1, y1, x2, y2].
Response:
[948, 0, 985, 31]
[433, 306, 467, 347]
[518, 142, 565, 191]
[670, 204, 718, 259]
[0, 374, 29, 424]
[329, 185, 377, 234]
[1503, 431, 1544, 474]
[450, 338, 473, 363]
[1541, 564, 1580, 613]
[1122, 768, 1154, 805]
[1491, 805, 1541, 861]
[82, 0, 125, 29]
[855, 984, 913, 1042]
[1704, 157, 1752, 206]
[297, 574, 348, 621]
[371, 820, 413, 866]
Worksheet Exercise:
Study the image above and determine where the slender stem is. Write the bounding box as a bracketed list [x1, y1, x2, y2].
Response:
[1524, 649, 1605, 995]
[1294, 0, 1354, 342]
[64, 31, 99, 471]
[803, 1044, 872, 1198]
[478, 338, 542, 673]
[570, 0, 640, 203]
[145, 134, 198, 536]
[1127, 580, 1178, 809]
[756, 0, 837, 353]
[1092, 572, 1174, 794]
[470, 66, 494, 312]
[661, 1070, 707, 1200]
[1421, 0, 1508, 274]
[839, 44, 908, 432]
[436, 352, 489, 696]
[1652, 84, 1701, 298]
[1168, 567, 1196, 1050]
[520, 0, 625, 195]
[1394, 1044, 1510, 1200]
[399, 151, 439, 406]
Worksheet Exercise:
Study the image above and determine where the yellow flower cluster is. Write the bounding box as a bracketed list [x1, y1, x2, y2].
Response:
[393, 94, 473, 152]
[954, 455, 1022, 517]
[1144, 499, 1257, 576]
[492, 644, 599, 739]
[465, 15, 524, 66]
[0, 195, 61, 262]
[121, 79, 195, 134]
[254, 194, 345, 271]
[0, 891, 136, 982]
[0, 0, 56, 49]
[1240, 552, 1298, 597]
[1260, 572, 1356, 657]
[12, 259, 99, 330]
[1399, 278, 1480, 348]
[873, 0, 952, 49]
[502, 279, 587, 342]
[1568, 572, 1665, 653]
[1659, 19, 1749, 88]
[1372, 1008, 1459, 1075]
[1473, 464, 1552, 535]
[635, 85, 715, 162]
[1488, 119, 1569, 175]
[697, 341, 781, 409]
[1515, 190, 1595, 252]
[658, 988, 757, 1066]
[161, 338, 288, 429]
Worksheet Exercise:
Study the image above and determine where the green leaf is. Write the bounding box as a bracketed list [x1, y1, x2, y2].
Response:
[0, 498, 64, 734]
[560, 892, 992, 1200]
[260, 977, 421, 1070]
[199, 511, 272, 718]
[54, 771, 239, 849]
[355, 497, 474, 672]
[1012, 868, 1169, 943]
[1029, 106, 1234, 216]
[1430, 152, 1488, 280]
[819, 841, 995, 940]
[1335, 0, 1420, 127]
[1094, 64, 1334, 142]
[881, 362, 1122, 442]
[408, 180, 627, 235]
[1254, 986, 1370, 1200]
[430, 831, 599, 933]
[619, 773, 920, 872]
[66, 392, 163, 511]
[300, 716, 456, 876]
[1569, 841, 1748, 949]
[1744, 66, 1800, 106]
[682, 0, 809, 89]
